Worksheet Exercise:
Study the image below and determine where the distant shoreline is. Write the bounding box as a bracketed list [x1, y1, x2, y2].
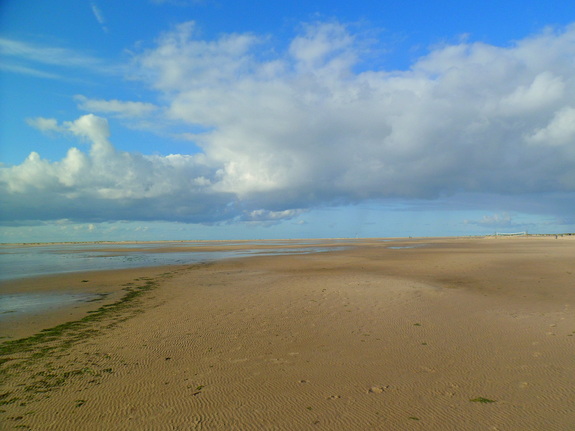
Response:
[2, 232, 573, 246]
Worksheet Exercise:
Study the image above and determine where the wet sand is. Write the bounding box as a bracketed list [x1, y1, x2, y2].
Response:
[1, 236, 574, 430]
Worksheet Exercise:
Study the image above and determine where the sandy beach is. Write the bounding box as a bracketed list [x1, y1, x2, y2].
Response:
[1, 236, 574, 430]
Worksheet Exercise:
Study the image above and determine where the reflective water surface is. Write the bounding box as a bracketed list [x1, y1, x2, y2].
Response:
[0, 241, 347, 318]
[0, 241, 345, 282]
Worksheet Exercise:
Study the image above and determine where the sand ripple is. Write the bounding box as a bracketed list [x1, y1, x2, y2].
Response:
[2, 237, 574, 430]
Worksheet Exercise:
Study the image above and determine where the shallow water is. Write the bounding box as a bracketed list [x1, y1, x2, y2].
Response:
[0, 242, 342, 282]
[0, 292, 98, 319]
[0, 242, 343, 318]
[0, 245, 245, 281]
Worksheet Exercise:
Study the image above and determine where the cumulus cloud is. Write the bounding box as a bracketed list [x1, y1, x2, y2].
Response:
[1, 114, 234, 223]
[133, 21, 575, 200]
[2, 22, 575, 225]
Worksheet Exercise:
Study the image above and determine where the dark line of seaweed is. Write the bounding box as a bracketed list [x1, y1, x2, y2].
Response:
[0, 273, 173, 393]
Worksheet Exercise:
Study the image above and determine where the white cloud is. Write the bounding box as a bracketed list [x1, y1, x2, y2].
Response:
[3, 22, 575, 225]
[26, 117, 64, 133]
[75, 95, 158, 118]
[0, 37, 119, 77]
[136, 21, 259, 94]
[1, 114, 233, 222]
[25, 115, 113, 157]
[288, 22, 356, 73]
[0, 38, 97, 67]
[499, 72, 565, 115]
[527, 106, 575, 147]
[132, 21, 575, 201]
[0, 62, 61, 79]
[91, 3, 109, 33]
[91, 3, 105, 25]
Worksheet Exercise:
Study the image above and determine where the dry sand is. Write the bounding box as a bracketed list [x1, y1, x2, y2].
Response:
[1, 236, 574, 430]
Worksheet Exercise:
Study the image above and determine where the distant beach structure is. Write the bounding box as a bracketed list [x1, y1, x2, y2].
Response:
[494, 231, 527, 236]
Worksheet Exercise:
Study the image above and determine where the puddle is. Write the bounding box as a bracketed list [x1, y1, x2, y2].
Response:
[0, 293, 99, 318]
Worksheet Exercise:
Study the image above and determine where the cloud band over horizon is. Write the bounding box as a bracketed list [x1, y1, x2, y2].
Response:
[2, 21, 575, 228]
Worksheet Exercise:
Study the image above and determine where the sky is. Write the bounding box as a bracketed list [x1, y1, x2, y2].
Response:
[1, 0, 575, 242]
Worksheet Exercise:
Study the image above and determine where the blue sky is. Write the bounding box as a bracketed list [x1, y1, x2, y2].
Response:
[1, 0, 575, 242]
